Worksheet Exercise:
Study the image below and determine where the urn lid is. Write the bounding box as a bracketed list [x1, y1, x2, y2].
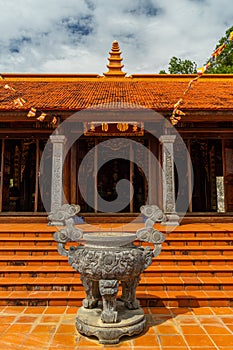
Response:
[83, 231, 136, 247]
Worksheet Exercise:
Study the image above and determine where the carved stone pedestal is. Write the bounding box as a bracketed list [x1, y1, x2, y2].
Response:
[76, 301, 146, 344]
[163, 213, 180, 226]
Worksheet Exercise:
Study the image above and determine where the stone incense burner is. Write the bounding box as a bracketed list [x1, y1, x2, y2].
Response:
[50, 204, 166, 344]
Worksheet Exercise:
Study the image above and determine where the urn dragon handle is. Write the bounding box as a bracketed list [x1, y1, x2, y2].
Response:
[136, 204, 166, 262]
[50, 204, 83, 256]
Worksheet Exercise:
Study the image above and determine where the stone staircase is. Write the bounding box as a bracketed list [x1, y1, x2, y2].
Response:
[0, 223, 232, 307]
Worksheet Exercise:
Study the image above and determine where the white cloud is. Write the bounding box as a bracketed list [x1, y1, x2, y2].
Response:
[0, 0, 232, 74]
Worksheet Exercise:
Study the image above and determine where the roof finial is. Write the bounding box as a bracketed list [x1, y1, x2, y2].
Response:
[103, 40, 126, 78]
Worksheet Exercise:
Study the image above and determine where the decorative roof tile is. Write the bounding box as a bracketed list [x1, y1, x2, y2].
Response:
[0, 74, 232, 112]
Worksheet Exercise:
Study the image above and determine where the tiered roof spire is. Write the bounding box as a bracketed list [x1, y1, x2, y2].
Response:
[103, 40, 126, 77]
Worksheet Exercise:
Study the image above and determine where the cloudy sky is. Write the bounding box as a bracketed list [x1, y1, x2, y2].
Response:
[0, 0, 232, 75]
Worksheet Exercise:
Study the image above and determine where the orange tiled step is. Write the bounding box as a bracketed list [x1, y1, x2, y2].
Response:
[152, 255, 233, 265]
[0, 255, 67, 266]
[145, 265, 233, 277]
[1, 236, 233, 247]
[1, 223, 233, 236]
[160, 246, 233, 255]
[5, 233, 230, 240]
[0, 237, 57, 246]
[0, 290, 232, 308]
[1, 245, 233, 256]
[163, 237, 233, 246]
[165, 231, 233, 238]
[0, 222, 233, 307]
[0, 276, 233, 292]
[0, 264, 232, 278]
[151, 256, 233, 267]
[0, 265, 75, 278]
[1, 226, 233, 233]
[0, 254, 233, 266]
[0, 246, 59, 255]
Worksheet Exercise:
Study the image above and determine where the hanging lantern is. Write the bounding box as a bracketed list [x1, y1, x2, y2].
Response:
[117, 123, 129, 132]
[37, 112, 47, 122]
[4, 84, 16, 92]
[14, 97, 26, 107]
[27, 107, 37, 117]
[133, 123, 138, 132]
[52, 116, 57, 125]
[83, 122, 88, 134]
[90, 123, 95, 132]
[102, 123, 108, 132]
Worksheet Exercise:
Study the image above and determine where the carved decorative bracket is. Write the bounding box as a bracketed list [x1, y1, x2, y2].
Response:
[136, 205, 166, 258]
[51, 204, 83, 256]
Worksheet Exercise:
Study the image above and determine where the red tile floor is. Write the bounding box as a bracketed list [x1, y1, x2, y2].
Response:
[0, 306, 232, 349]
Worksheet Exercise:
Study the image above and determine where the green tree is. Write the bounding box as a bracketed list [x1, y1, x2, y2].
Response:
[168, 56, 197, 74]
[159, 69, 167, 74]
[206, 26, 233, 74]
[159, 57, 197, 74]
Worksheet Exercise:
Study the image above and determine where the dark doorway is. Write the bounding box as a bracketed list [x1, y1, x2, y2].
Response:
[76, 137, 149, 213]
[190, 139, 223, 212]
[2, 139, 36, 212]
[97, 158, 146, 212]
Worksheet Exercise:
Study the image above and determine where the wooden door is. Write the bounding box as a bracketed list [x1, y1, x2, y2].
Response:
[223, 140, 233, 212]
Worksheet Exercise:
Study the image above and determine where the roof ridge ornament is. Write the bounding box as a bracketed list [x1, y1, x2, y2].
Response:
[103, 40, 127, 78]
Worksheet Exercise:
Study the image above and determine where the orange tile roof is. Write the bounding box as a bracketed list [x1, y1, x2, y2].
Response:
[0, 74, 233, 112]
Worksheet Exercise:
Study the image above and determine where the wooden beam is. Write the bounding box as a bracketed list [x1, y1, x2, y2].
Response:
[187, 140, 193, 213]
[63, 147, 70, 204]
[0, 139, 5, 212]
[34, 139, 39, 212]
[179, 129, 233, 134]
[148, 135, 158, 205]
[70, 143, 77, 204]
[130, 142, 133, 213]
[94, 139, 98, 213]
[157, 140, 163, 209]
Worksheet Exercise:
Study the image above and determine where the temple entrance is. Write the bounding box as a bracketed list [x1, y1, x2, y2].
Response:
[76, 137, 150, 213]
[189, 139, 224, 212]
[0, 137, 51, 213]
[2, 139, 36, 212]
[223, 139, 233, 212]
[97, 159, 146, 212]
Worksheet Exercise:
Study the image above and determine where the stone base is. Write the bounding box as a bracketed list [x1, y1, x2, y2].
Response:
[47, 221, 63, 226]
[161, 213, 180, 226]
[76, 301, 146, 344]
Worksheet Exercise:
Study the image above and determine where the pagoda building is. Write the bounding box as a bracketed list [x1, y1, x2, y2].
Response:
[0, 41, 232, 223]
